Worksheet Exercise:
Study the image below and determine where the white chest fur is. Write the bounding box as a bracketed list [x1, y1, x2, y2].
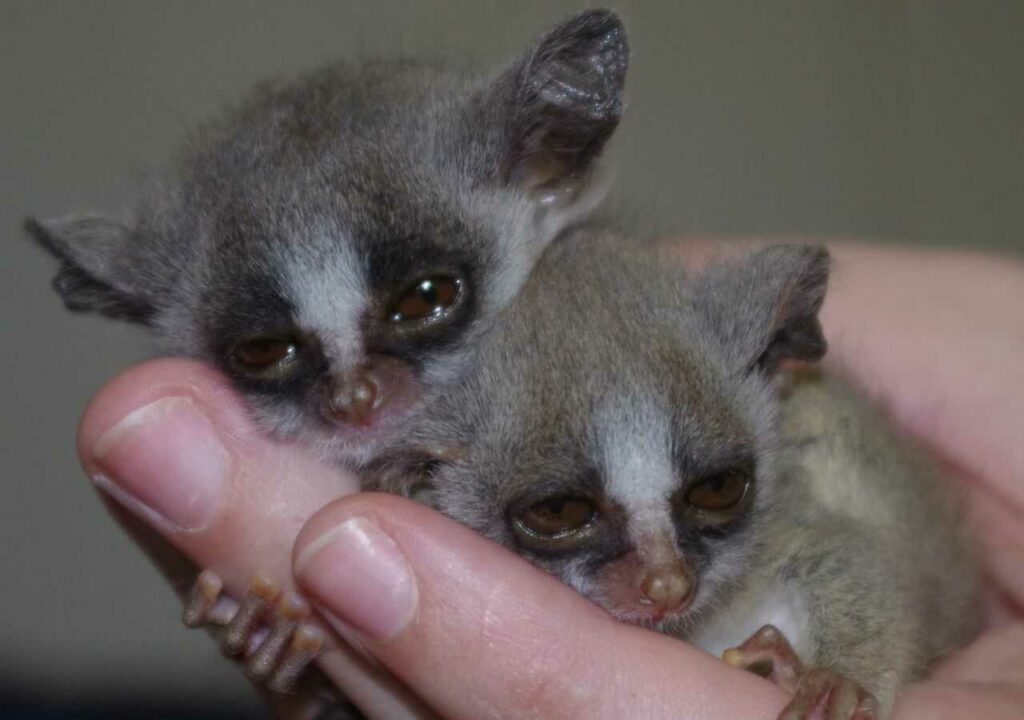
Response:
[689, 582, 815, 662]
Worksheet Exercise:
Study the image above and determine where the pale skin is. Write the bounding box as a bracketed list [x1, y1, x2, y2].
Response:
[75, 241, 1024, 719]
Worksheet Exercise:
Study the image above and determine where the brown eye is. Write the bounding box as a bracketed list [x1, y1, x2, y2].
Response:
[684, 471, 750, 511]
[515, 496, 596, 538]
[389, 276, 462, 322]
[230, 336, 299, 373]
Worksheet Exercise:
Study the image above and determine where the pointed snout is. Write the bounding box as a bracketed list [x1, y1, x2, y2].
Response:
[635, 529, 696, 616]
[595, 528, 698, 622]
[324, 371, 380, 427]
[639, 563, 695, 617]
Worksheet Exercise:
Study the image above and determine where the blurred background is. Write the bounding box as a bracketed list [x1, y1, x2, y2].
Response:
[2, 1, 1021, 716]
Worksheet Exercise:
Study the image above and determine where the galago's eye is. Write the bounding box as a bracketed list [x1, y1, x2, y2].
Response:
[389, 275, 463, 323]
[229, 335, 301, 376]
[684, 470, 751, 511]
[514, 495, 596, 539]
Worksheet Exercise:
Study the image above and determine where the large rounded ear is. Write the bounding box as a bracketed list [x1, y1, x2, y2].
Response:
[695, 245, 830, 375]
[480, 9, 628, 204]
[25, 214, 157, 324]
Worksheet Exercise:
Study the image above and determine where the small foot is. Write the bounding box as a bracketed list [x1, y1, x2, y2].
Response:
[723, 625, 880, 720]
[182, 569, 324, 693]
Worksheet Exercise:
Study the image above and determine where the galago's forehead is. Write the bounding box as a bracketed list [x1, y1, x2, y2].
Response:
[281, 225, 367, 369]
[596, 396, 677, 509]
[488, 326, 754, 486]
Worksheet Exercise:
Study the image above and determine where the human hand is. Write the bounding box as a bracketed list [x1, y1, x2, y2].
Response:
[75, 242, 1024, 718]
[76, 357, 789, 719]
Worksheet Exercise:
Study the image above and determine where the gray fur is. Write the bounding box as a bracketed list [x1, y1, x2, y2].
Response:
[27, 9, 629, 465]
[369, 231, 980, 716]
[25, 9, 977, 711]
[701, 371, 981, 712]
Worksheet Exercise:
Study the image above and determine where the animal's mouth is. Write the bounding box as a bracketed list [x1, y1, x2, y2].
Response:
[604, 598, 696, 628]
[592, 539, 699, 627]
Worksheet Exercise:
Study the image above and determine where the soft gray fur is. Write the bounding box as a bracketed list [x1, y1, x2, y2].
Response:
[26, 8, 978, 714]
[368, 231, 980, 716]
[27, 9, 628, 464]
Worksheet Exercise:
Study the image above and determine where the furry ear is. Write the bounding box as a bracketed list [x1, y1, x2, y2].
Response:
[361, 444, 462, 504]
[696, 245, 830, 374]
[489, 9, 628, 201]
[25, 215, 157, 323]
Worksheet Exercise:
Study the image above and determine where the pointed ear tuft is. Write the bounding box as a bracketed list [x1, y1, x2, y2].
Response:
[697, 245, 830, 375]
[25, 215, 157, 324]
[494, 9, 629, 199]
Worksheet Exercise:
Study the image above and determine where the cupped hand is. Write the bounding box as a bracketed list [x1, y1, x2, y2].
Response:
[75, 242, 1024, 719]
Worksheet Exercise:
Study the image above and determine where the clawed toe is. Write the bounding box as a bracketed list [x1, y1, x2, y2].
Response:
[778, 667, 880, 720]
[246, 591, 311, 680]
[723, 625, 880, 720]
[267, 623, 326, 693]
[722, 624, 803, 694]
[181, 569, 324, 694]
[183, 569, 223, 628]
[222, 571, 281, 656]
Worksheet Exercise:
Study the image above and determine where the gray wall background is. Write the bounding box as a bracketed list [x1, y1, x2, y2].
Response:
[2, 0, 1021, 708]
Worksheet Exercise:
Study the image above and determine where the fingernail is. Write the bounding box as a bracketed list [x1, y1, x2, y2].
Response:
[296, 517, 417, 641]
[92, 396, 228, 531]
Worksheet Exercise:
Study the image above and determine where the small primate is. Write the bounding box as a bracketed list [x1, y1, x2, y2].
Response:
[363, 233, 981, 719]
[28, 9, 980, 720]
[26, 8, 628, 706]
[27, 10, 627, 466]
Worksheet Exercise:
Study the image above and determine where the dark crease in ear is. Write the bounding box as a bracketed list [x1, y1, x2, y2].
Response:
[25, 216, 157, 324]
[362, 446, 450, 498]
[755, 303, 827, 374]
[697, 245, 831, 375]
[500, 9, 629, 192]
[52, 261, 155, 322]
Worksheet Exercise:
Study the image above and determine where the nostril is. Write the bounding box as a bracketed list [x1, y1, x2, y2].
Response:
[639, 565, 693, 614]
[350, 377, 377, 409]
[326, 373, 380, 426]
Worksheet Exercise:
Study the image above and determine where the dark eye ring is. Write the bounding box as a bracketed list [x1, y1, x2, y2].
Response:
[388, 275, 463, 323]
[228, 335, 301, 375]
[513, 495, 596, 540]
[684, 470, 751, 511]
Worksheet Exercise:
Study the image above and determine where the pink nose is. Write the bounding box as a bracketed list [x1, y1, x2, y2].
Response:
[326, 373, 379, 426]
[639, 564, 694, 616]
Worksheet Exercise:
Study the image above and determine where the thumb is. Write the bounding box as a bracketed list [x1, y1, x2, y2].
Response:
[293, 493, 788, 720]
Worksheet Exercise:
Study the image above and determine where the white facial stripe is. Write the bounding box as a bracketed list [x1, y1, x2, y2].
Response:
[598, 397, 678, 544]
[283, 226, 367, 371]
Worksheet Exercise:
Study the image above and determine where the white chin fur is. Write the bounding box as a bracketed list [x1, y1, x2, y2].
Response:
[687, 580, 813, 662]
